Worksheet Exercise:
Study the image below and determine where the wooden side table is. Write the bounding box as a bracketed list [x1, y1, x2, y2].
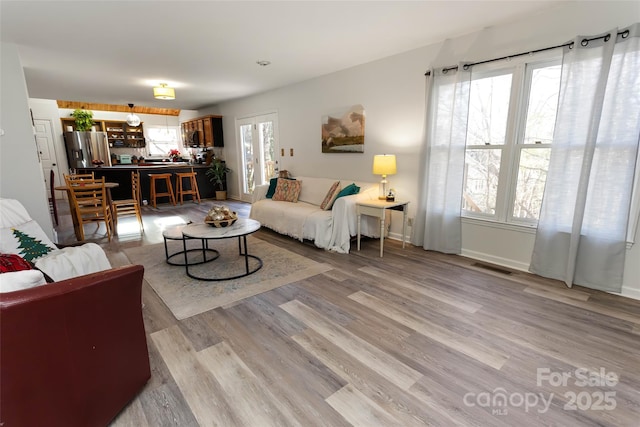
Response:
[356, 200, 409, 257]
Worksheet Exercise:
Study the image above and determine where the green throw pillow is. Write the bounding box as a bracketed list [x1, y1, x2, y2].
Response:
[335, 183, 360, 200]
[265, 178, 278, 198]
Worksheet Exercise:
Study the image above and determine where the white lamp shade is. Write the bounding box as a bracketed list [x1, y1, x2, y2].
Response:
[372, 154, 397, 176]
[154, 84, 175, 100]
[126, 113, 141, 127]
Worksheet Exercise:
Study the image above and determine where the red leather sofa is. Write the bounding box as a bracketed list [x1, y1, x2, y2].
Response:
[0, 264, 150, 427]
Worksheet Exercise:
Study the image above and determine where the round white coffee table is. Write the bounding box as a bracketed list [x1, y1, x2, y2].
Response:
[162, 224, 219, 266]
[181, 218, 262, 281]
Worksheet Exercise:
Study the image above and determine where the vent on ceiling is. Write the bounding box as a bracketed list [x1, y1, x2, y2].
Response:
[472, 262, 513, 275]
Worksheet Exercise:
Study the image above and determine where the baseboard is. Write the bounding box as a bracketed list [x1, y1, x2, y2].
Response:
[460, 249, 530, 272]
[461, 250, 640, 301]
[387, 231, 408, 242]
[619, 286, 640, 301]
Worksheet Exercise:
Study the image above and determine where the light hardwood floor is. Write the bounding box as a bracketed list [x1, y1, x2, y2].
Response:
[53, 198, 640, 427]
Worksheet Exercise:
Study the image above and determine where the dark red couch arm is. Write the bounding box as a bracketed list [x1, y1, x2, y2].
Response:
[1, 265, 151, 427]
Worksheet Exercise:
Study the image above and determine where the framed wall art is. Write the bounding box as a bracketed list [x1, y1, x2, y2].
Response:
[321, 104, 365, 153]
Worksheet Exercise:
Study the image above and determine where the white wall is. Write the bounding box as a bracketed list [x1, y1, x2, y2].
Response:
[203, 1, 640, 298]
[1, 44, 54, 239]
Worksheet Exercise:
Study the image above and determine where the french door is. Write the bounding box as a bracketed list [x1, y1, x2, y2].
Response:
[237, 113, 279, 202]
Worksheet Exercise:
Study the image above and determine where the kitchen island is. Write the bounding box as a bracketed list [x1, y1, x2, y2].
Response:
[77, 163, 226, 203]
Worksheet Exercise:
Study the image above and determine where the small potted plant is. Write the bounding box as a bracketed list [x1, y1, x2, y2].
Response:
[70, 109, 94, 131]
[206, 159, 230, 200]
[168, 149, 181, 162]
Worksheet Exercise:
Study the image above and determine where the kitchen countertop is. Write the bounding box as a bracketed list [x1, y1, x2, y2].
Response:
[77, 163, 223, 200]
[89, 163, 212, 170]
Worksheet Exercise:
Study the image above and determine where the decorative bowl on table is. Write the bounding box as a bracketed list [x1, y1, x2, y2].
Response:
[205, 217, 237, 228]
[204, 205, 238, 227]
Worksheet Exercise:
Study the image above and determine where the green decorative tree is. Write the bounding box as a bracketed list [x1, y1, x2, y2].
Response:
[12, 228, 54, 262]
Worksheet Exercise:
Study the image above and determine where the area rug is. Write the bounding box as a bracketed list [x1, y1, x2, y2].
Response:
[124, 236, 332, 320]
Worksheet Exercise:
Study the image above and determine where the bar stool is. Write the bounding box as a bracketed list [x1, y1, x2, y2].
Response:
[149, 173, 176, 208]
[174, 169, 201, 205]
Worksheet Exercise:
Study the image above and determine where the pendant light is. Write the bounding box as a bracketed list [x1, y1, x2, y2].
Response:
[153, 83, 175, 100]
[126, 103, 141, 127]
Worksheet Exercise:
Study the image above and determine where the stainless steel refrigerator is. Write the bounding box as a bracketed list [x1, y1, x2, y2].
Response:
[63, 131, 111, 169]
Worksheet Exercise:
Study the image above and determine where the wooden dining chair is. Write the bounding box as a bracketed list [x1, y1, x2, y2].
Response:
[64, 173, 100, 208]
[63, 172, 95, 186]
[111, 171, 144, 232]
[68, 176, 113, 242]
[48, 169, 59, 225]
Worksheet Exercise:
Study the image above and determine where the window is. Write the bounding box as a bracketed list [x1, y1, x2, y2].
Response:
[237, 113, 279, 201]
[146, 126, 180, 156]
[462, 55, 562, 225]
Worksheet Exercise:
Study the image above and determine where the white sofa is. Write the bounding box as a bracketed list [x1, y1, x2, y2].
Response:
[0, 198, 111, 292]
[250, 176, 381, 253]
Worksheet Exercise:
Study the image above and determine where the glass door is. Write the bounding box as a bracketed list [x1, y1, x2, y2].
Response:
[238, 113, 279, 202]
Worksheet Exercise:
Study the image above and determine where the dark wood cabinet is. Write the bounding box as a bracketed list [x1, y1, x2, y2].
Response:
[104, 121, 145, 148]
[181, 115, 223, 148]
[60, 118, 145, 148]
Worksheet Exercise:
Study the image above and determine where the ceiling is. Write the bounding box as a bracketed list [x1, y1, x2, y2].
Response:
[1, 1, 564, 111]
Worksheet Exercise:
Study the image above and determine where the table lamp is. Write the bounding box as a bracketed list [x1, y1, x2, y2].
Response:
[372, 154, 397, 200]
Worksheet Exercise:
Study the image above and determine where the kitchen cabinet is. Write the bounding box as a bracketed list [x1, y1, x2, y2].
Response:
[76, 164, 222, 200]
[60, 119, 145, 148]
[104, 121, 145, 148]
[181, 115, 223, 148]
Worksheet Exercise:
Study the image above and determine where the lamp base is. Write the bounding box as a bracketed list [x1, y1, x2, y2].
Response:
[378, 176, 388, 200]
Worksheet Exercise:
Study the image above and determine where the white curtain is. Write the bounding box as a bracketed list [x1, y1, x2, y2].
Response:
[412, 65, 471, 253]
[530, 24, 640, 291]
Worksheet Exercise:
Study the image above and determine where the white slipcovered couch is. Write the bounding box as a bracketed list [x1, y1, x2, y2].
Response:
[250, 176, 381, 253]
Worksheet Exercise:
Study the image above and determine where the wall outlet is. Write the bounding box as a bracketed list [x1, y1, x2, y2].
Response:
[408, 217, 413, 227]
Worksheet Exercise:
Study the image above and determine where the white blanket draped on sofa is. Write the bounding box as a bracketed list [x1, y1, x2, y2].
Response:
[0, 198, 111, 290]
[250, 177, 380, 253]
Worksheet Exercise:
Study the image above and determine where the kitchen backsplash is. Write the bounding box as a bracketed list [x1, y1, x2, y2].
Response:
[110, 146, 147, 156]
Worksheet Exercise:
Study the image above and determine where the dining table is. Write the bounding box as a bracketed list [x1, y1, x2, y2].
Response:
[55, 182, 119, 241]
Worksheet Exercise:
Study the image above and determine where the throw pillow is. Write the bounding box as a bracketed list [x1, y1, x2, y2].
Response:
[266, 177, 296, 199]
[0, 253, 33, 273]
[0, 270, 47, 293]
[272, 178, 302, 202]
[320, 181, 341, 210]
[335, 183, 360, 200]
[265, 178, 279, 199]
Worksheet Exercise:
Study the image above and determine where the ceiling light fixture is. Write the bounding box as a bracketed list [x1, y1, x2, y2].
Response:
[153, 83, 176, 100]
[256, 60, 271, 67]
[126, 103, 141, 127]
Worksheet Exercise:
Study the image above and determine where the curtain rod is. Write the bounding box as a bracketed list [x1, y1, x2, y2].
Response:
[424, 29, 630, 76]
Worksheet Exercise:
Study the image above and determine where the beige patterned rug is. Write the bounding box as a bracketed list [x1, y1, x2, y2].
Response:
[124, 236, 332, 320]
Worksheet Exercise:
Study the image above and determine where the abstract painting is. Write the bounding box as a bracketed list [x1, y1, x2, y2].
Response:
[321, 104, 365, 153]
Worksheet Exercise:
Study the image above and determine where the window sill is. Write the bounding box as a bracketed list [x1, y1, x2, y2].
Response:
[461, 216, 538, 235]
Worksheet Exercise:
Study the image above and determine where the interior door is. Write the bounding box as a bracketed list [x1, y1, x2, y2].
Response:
[238, 113, 279, 202]
[34, 119, 63, 199]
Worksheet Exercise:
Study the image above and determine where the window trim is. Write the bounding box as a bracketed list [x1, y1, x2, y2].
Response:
[462, 51, 562, 227]
[145, 125, 181, 156]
